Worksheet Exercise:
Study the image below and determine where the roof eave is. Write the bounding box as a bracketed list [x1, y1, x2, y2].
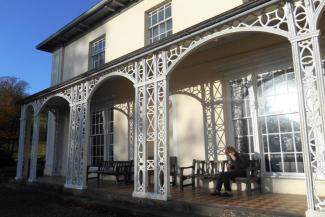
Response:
[36, 0, 138, 53]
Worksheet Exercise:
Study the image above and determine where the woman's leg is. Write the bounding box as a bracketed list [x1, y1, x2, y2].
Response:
[211, 172, 224, 195]
[223, 172, 232, 192]
[216, 173, 224, 192]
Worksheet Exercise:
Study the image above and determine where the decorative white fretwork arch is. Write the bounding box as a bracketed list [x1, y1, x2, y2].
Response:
[87, 71, 136, 101]
[15, 1, 325, 214]
[314, 0, 325, 28]
[36, 94, 71, 115]
[166, 27, 290, 77]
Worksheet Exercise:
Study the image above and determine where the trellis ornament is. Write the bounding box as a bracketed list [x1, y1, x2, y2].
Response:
[14, 0, 325, 214]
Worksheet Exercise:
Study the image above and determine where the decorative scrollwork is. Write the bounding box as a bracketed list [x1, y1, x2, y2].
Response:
[313, 0, 321, 11]
[293, 1, 310, 35]
[291, 0, 325, 211]
[136, 86, 146, 192]
[147, 160, 154, 170]
[225, 2, 288, 31]
[164, 1, 289, 75]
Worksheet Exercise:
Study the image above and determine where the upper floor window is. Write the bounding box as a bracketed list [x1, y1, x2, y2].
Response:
[149, 3, 172, 44]
[90, 37, 105, 70]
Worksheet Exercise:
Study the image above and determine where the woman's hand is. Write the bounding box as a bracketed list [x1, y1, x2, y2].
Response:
[228, 152, 236, 161]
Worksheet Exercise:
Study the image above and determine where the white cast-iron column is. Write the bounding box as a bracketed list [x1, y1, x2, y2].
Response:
[128, 101, 135, 160]
[287, 1, 325, 215]
[64, 102, 89, 189]
[28, 113, 40, 182]
[133, 54, 170, 200]
[15, 105, 27, 180]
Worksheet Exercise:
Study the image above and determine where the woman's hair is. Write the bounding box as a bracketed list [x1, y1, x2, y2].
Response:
[225, 146, 237, 155]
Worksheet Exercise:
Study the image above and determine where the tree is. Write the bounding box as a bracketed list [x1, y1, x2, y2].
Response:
[0, 76, 29, 157]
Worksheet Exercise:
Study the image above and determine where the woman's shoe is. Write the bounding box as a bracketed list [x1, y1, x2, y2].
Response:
[220, 192, 233, 197]
[210, 191, 221, 196]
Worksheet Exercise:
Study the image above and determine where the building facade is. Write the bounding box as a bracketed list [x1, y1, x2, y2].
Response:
[15, 0, 325, 216]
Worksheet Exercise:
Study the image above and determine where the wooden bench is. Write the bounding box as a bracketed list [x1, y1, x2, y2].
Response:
[147, 156, 178, 186]
[234, 159, 261, 193]
[180, 159, 222, 191]
[170, 156, 177, 186]
[87, 160, 133, 184]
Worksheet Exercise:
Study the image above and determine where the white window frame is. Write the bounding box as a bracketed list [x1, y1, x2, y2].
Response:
[148, 2, 172, 44]
[106, 108, 114, 162]
[90, 37, 105, 70]
[90, 110, 105, 166]
[225, 68, 305, 178]
[89, 106, 115, 166]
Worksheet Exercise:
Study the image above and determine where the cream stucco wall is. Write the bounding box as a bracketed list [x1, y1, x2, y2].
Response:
[169, 95, 205, 167]
[55, 109, 69, 176]
[59, 0, 243, 82]
[113, 110, 129, 161]
[263, 177, 325, 197]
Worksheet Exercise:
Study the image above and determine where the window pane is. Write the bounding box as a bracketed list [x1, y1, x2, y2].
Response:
[165, 5, 171, 18]
[166, 20, 173, 31]
[152, 37, 159, 43]
[269, 135, 281, 152]
[240, 136, 249, 153]
[263, 76, 274, 96]
[297, 154, 304, 173]
[260, 117, 267, 134]
[159, 23, 166, 35]
[283, 153, 296, 172]
[158, 9, 164, 22]
[295, 133, 302, 152]
[267, 116, 279, 133]
[160, 33, 167, 40]
[274, 71, 286, 94]
[265, 154, 270, 172]
[151, 12, 157, 25]
[292, 113, 300, 132]
[263, 135, 268, 153]
[153, 26, 159, 37]
[270, 154, 282, 172]
[287, 72, 296, 93]
[279, 115, 292, 133]
[281, 133, 294, 152]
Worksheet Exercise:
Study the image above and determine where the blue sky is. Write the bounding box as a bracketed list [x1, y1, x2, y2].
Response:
[0, 0, 100, 94]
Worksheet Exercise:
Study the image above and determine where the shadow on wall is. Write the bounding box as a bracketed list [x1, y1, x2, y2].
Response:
[169, 79, 227, 166]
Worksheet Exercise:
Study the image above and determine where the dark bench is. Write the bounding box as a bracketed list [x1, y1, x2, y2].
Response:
[180, 160, 223, 191]
[234, 159, 261, 193]
[148, 156, 178, 186]
[170, 156, 178, 186]
[87, 160, 133, 184]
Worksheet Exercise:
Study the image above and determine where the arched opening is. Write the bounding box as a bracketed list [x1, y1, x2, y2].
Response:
[168, 31, 308, 195]
[36, 96, 70, 181]
[87, 76, 134, 188]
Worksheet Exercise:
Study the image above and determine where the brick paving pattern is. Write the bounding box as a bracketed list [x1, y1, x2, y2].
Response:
[85, 179, 307, 216]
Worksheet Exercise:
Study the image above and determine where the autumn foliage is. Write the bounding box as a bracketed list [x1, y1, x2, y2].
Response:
[0, 76, 28, 155]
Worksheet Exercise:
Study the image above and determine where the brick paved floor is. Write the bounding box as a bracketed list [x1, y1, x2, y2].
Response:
[38, 177, 308, 216]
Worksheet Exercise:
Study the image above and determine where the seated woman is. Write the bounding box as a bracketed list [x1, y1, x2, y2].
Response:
[211, 146, 249, 197]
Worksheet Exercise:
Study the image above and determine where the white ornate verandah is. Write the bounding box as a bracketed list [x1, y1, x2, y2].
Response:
[15, 0, 325, 215]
